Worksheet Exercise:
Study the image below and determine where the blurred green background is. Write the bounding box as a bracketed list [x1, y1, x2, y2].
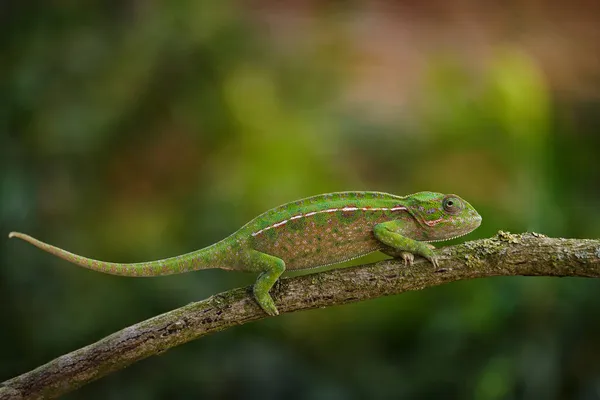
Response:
[2, 1, 600, 399]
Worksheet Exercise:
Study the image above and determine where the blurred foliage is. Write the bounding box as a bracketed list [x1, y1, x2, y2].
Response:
[2, 1, 600, 399]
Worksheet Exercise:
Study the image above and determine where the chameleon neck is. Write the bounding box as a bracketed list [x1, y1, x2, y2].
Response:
[8, 232, 227, 277]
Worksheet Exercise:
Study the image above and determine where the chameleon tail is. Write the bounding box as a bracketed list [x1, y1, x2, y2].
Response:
[8, 231, 220, 277]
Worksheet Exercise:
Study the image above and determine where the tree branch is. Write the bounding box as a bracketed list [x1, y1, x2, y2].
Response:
[2, 232, 600, 400]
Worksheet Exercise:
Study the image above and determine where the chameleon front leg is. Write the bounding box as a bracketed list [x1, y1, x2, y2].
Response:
[373, 220, 439, 268]
[247, 250, 286, 316]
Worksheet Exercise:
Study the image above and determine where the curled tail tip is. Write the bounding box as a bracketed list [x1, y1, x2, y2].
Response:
[8, 232, 28, 241]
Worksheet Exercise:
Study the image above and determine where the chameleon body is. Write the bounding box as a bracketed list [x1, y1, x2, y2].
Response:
[9, 191, 481, 316]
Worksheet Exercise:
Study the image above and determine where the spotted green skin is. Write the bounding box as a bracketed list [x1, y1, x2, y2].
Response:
[9, 191, 482, 316]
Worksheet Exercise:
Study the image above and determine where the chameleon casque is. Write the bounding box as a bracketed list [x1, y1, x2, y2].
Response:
[9, 191, 481, 316]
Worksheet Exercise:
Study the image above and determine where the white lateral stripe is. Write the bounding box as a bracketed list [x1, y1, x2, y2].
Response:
[251, 205, 408, 236]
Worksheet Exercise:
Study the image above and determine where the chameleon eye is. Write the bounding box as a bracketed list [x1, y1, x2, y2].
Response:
[442, 196, 462, 215]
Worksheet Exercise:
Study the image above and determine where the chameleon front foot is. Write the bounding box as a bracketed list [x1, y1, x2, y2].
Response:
[422, 244, 439, 268]
[374, 222, 441, 268]
[427, 255, 440, 268]
[400, 252, 414, 266]
[397, 250, 439, 268]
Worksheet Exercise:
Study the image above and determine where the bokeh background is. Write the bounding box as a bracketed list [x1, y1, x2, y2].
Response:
[2, 1, 600, 399]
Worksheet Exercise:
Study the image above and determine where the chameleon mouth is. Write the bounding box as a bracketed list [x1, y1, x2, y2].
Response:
[423, 217, 481, 243]
[424, 230, 473, 243]
[424, 214, 482, 243]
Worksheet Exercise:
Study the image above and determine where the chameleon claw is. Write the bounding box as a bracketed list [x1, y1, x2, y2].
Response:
[428, 256, 440, 269]
[254, 292, 280, 316]
[263, 304, 279, 316]
[401, 252, 414, 266]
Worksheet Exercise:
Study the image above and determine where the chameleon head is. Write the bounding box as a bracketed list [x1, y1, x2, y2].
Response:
[405, 192, 482, 242]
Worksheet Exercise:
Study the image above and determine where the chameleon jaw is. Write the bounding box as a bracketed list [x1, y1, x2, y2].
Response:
[423, 230, 474, 243]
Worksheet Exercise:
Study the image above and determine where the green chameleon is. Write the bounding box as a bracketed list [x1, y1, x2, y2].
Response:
[9, 191, 481, 316]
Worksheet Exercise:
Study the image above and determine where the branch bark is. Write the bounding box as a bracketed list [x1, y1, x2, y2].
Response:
[2, 232, 600, 400]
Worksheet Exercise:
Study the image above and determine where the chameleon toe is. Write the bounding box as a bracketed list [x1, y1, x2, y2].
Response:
[401, 252, 414, 266]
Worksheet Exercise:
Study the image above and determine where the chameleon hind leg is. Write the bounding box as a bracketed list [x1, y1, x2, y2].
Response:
[373, 220, 439, 267]
[247, 250, 286, 316]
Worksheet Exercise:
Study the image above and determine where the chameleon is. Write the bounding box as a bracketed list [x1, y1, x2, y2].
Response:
[9, 191, 481, 316]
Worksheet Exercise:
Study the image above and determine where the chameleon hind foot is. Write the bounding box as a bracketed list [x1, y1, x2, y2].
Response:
[253, 284, 279, 316]
[249, 250, 285, 316]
